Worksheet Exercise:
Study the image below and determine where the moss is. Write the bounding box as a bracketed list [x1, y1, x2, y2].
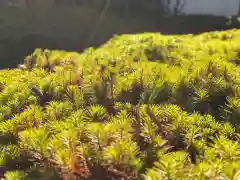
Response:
[0, 29, 240, 179]
[0, 7, 240, 69]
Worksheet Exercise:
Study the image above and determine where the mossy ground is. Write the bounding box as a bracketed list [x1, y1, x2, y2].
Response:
[0, 7, 239, 69]
[0, 29, 240, 179]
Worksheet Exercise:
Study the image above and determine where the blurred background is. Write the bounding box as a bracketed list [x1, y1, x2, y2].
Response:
[0, 0, 240, 68]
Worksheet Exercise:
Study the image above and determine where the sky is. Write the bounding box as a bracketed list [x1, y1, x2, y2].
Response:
[175, 0, 239, 16]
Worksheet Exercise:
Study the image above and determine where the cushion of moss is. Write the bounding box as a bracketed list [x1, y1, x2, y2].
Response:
[0, 29, 240, 179]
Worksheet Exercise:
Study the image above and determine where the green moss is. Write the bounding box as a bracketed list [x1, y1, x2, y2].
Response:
[0, 29, 240, 179]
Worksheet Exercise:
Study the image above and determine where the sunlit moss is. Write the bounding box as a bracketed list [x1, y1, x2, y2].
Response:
[0, 29, 239, 179]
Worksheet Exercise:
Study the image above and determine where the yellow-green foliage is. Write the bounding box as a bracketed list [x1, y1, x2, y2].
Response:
[0, 29, 240, 179]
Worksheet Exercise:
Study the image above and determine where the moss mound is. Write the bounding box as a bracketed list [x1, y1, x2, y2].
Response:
[0, 29, 240, 179]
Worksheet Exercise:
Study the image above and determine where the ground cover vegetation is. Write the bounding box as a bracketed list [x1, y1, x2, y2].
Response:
[0, 29, 240, 179]
[0, 5, 239, 69]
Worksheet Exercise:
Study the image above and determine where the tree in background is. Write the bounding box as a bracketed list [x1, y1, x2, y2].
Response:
[0, 0, 26, 7]
[51, 0, 185, 16]
[79, 0, 186, 16]
[25, 0, 54, 7]
[172, 0, 186, 15]
[238, 0, 240, 15]
[0, 0, 186, 17]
